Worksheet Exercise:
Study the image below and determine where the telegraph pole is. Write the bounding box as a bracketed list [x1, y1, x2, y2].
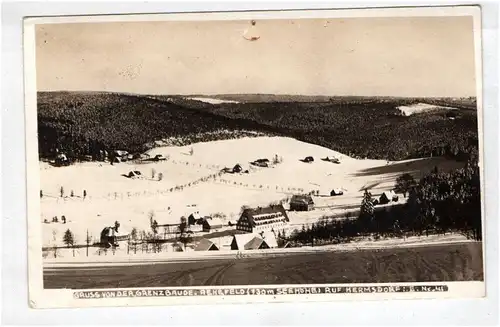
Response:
[86, 229, 89, 257]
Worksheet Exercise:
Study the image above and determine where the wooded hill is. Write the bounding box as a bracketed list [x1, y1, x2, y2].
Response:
[37, 92, 479, 163]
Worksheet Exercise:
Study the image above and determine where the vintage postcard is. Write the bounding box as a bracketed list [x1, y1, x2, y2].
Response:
[24, 6, 485, 309]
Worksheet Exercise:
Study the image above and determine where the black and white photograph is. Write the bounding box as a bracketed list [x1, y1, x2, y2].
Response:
[23, 6, 485, 308]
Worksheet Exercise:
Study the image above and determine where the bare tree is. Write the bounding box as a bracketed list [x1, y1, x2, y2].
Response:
[85, 230, 91, 257]
[179, 216, 187, 234]
[148, 210, 155, 226]
[178, 231, 193, 251]
[151, 168, 156, 179]
[60, 186, 64, 198]
[51, 229, 58, 258]
[130, 227, 138, 254]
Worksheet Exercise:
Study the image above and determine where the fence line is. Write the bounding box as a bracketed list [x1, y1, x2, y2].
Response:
[40, 160, 321, 204]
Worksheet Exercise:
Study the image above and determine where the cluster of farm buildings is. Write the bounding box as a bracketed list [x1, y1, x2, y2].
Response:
[52, 151, 400, 254]
[99, 189, 400, 252]
[52, 149, 167, 167]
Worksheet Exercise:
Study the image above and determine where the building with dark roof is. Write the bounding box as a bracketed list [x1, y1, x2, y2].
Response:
[289, 194, 315, 211]
[236, 204, 289, 233]
[379, 190, 399, 205]
[202, 218, 223, 232]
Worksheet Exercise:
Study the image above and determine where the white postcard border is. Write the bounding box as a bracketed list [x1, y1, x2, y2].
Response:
[22, 5, 487, 310]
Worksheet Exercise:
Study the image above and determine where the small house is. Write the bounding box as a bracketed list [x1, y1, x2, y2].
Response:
[100, 226, 129, 247]
[231, 164, 249, 173]
[322, 156, 339, 163]
[330, 188, 344, 196]
[153, 154, 166, 161]
[188, 212, 202, 225]
[55, 153, 69, 166]
[290, 194, 315, 211]
[251, 159, 269, 168]
[126, 170, 142, 178]
[251, 158, 269, 168]
[379, 191, 398, 205]
[233, 164, 243, 173]
[194, 238, 219, 251]
[202, 217, 224, 232]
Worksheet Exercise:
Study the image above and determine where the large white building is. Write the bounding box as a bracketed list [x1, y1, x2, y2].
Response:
[236, 204, 289, 233]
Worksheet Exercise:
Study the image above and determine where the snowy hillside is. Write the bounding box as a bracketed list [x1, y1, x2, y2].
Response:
[397, 103, 458, 116]
[40, 137, 464, 248]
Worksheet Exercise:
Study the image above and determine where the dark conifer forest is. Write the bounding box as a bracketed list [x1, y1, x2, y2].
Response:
[37, 92, 479, 164]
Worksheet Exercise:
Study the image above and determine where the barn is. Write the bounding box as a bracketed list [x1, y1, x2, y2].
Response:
[194, 238, 219, 251]
[230, 233, 256, 250]
[230, 231, 278, 250]
[236, 205, 289, 233]
[202, 217, 223, 232]
[289, 194, 315, 211]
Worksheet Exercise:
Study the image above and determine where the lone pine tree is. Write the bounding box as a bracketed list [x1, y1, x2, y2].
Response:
[63, 229, 74, 248]
[359, 189, 375, 233]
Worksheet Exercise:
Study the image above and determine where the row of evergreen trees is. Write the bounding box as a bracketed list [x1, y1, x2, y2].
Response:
[287, 160, 482, 245]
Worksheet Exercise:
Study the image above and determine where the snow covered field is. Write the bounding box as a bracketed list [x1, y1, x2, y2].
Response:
[396, 102, 458, 116]
[185, 97, 239, 104]
[40, 136, 465, 249]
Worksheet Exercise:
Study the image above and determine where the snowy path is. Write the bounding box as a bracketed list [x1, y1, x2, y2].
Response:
[43, 234, 477, 268]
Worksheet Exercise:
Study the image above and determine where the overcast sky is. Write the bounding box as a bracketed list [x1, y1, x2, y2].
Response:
[35, 16, 477, 97]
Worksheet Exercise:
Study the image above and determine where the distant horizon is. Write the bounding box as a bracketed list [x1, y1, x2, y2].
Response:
[38, 90, 477, 99]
